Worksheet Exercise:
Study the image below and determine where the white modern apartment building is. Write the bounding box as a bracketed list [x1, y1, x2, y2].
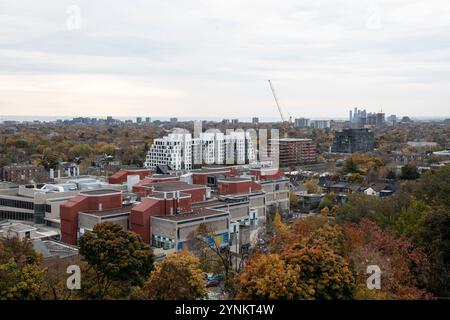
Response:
[144, 132, 256, 170]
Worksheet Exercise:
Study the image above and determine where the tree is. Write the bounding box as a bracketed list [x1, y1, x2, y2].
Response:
[344, 157, 358, 174]
[386, 170, 397, 180]
[319, 192, 335, 210]
[343, 219, 432, 299]
[320, 207, 329, 216]
[235, 254, 304, 299]
[415, 165, 450, 208]
[147, 251, 206, 300]
[401, 165, 420, 180]
[68, 144, 93, 159]
[335, 192, 412, 229]
[188, 223, 234, 293]
[289, 192, 298, 209]
[0, 237, 46, 300]
[237, 218, 354, 300]
[303, 181, 321, 194]
[78, 222, 153, 299]
[348, 173, 364, 184]
[393, 199, 429, 239]
[414, 207, 450, 297]
[96, 143, 116, 156]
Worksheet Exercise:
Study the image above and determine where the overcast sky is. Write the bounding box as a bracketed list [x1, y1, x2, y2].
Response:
[1, 0, 449, 119]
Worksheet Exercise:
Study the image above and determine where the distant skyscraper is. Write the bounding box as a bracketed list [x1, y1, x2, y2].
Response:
[294, 118, 310, 128]
[252, 117, 259, 124]
[376, 113, 385, 127]
[170, 117, 178, 124]
[232, 119, 239, 125]
[145, 117, 151, 123]
[136, 117, 142, 124]
[310, 120, 330, 129]
[349, 110, 353, 122]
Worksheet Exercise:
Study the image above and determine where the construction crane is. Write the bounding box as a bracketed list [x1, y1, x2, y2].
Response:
[268, 79, 292, 137]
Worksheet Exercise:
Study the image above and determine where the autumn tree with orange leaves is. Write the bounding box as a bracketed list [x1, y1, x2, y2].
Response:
[236, 217, 354, 300]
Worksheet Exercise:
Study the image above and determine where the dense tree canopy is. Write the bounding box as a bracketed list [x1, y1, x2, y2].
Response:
[237, 218, 354, 300]
[78, 222, 153, 299]
[0, 238, 46, 300]
[147, 251, 206, 300]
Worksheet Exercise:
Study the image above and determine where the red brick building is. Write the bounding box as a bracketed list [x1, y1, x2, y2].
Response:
[60, 189, 123, 245]
[217, 177, 261, 195]
[192, 168, 234, 185]
[272, 138, 317, 167]
[108, 168, 151, 184]
[130, 181, 208, 243]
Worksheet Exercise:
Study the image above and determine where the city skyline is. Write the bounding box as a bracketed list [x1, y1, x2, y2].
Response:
[1, 1, 450, 118]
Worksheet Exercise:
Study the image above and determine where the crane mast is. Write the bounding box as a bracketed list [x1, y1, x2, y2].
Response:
[268, 79, 286, 123]
[268, 80, 291, 137]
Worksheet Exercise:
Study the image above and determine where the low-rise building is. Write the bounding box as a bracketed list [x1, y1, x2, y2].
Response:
[2, 164, 47, 183]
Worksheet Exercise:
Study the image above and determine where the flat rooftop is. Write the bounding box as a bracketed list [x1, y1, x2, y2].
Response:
[79, 205, 133, 217]
[153, 208, 228, 222]
[193, 167, 232, 174]
[79, 189, 122, 196]
[150, 174, 179, 179]
[147, 192, 191, 199]
[143, 181, 205, 192]
[217, 177, 251, 182]
[3, 223, 36, 232]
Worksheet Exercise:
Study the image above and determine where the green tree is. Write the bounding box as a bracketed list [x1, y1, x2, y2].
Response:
[415, 165, 450, 208]
[78, 222, 153, 299]
[414, 207, 450, 297]
[97, 143, 116, 155]
[147, 251, 206, 300]
[393, 199, 429, 238]
[344, 157, 358, 174]
[401, 165, 420, 180]
[0, 237, 46, 300]
[68, 144, 93, 158]
[303, 181, 321, 194]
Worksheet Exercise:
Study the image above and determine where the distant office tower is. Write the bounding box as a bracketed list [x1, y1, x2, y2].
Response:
[144, 132, 255, 170]
[387, 115, 397, 124]
[272, 138, 317, 167]
[331, 128, 374, 153]
[294, 118, 310, 128]
[349, 110, 353, 122]
[367, 113, 377, 125]
[350, 107, 369, 126]
[222, 119, 230, 125]
[136, 117, 142, 124]
[376, 113, 385, 127]
[170, 117, 178, 124]
[310, 120, 330, 129]
[145, 117, 151, 123]
[232, 119, 239, 125]
[252, 117, 259, 125]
